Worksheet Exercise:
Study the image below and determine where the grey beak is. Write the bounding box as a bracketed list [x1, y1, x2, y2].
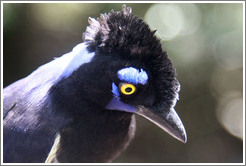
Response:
[136, 106, 187, 143]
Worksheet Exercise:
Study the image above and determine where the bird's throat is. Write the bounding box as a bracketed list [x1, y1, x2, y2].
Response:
[56, 110, 135, 163]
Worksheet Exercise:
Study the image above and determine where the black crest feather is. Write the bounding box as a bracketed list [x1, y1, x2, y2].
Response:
[83, 5, 162, 57]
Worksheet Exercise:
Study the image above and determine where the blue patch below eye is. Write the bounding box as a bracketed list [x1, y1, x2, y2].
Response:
[117, 67, 148, 85]
[105, 97, 138, 113]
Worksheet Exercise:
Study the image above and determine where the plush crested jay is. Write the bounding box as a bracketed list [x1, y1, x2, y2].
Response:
[3, 5, 187, 163]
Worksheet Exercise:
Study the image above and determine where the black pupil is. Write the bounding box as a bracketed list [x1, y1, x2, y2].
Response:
[125, 87, 132, 93]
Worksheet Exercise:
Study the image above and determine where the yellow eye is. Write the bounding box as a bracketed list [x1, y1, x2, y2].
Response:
[120, 83, 136, 95]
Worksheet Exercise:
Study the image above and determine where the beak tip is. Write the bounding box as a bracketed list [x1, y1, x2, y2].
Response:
[175, 129, 187, 143]
[181, 134, 187, 143]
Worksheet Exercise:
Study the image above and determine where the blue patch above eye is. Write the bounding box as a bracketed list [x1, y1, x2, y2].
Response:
[117, 67, 148, 85]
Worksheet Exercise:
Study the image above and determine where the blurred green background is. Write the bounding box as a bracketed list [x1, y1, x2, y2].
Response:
[3, 3, 244, 163]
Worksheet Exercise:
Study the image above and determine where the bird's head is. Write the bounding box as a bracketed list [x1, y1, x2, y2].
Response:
[60, 5, 186, 143]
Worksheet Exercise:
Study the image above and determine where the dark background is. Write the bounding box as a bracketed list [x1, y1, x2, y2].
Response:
[3, 3, 244, 163]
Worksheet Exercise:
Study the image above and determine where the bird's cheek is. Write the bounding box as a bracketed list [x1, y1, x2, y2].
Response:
[106, 82, 137, 113]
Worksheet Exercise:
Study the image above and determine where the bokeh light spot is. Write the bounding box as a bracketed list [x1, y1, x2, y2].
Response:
[212, 31, 243, 70]
[145, 4, 184, 40]
[145, 3, 201, 41]
[216, 91, 243, 140]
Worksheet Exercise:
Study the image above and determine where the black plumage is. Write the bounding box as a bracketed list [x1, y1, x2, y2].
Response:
[3, 5, 186, 163]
